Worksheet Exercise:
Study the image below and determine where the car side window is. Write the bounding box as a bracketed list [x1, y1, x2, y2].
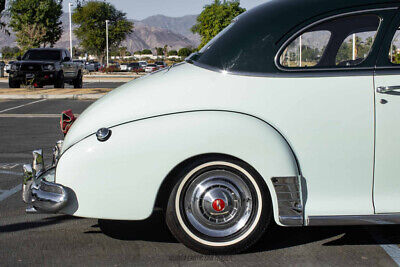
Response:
[279, 14, 381, 69]
[389, 26, 400, 64]
[336, 31, 378, 67]
[280, 31, 330, 68]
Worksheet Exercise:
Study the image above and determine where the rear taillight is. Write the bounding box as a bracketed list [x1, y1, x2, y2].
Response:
[60, 109, 77, 136]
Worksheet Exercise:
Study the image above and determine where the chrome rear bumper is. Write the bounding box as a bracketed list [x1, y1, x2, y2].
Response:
[22, 142, 68, 214]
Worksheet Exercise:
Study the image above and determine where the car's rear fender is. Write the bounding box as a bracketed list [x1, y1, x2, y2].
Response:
[56, 111, 301, 226]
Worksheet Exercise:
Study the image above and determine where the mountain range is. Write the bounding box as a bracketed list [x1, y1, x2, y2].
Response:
[0, 13, 201, 52]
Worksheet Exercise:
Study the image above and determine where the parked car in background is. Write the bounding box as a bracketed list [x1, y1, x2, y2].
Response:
[73, 60, 85, 69]
[155, 61, 167, 68]
[109, 62, 120, 70]
[145, 64, 158, 73]
[8, 48, 83, 88]
[120, 63, 129, 71]
[5, 61, 14, 73]
[23, 0, 400, 256]
[139, 61, 148, 68]
[85, 61, 100, 72]
[127, 62, 143, 72]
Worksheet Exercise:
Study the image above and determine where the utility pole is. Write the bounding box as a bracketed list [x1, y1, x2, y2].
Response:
[352, 33, 356, 61]
[299, 35, 302, 67]
[69, 2, 74, 57]
[106, 20, 109, 67]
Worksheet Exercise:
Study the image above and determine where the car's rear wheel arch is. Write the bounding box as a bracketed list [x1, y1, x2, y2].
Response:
[155, 153, 273, 214]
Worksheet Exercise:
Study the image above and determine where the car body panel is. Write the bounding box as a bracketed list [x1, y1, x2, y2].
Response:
[61, 62, 375, 221]
[57, 111, 299, 223]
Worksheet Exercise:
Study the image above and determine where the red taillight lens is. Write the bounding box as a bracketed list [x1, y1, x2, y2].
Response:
[60, 109, 77, 136]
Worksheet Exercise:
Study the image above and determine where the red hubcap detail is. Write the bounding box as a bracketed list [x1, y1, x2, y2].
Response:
[212, 199, 226, 212]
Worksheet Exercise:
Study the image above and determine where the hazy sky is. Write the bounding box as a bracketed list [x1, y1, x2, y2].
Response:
[63, 0, 267, 20]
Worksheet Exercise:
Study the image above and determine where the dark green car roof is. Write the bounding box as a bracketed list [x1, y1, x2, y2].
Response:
[189, 0, 400, 75]
[247, 0, 399, 44]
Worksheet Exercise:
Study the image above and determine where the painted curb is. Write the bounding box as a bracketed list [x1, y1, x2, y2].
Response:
[0, 94, 105, 100]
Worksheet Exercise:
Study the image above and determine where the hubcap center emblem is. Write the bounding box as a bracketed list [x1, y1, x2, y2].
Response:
[212, 199, 226, 212]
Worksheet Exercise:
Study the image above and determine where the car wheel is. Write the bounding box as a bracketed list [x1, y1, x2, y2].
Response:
[8, 79, 20, 88]
[166, 156, 271, 254]
[54, 72, 64, 88]
[73, 72, 83, 89]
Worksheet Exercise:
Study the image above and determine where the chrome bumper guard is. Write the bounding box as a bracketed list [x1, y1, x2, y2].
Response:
[31, 179, 68, 213]
[22, 141, 68, 214]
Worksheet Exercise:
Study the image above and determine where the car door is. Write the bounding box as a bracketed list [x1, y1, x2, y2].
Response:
[274, 9, 398, 217]
[374, 11, 400, 213]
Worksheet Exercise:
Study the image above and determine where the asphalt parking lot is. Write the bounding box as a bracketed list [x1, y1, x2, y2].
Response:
[1, 99, 400, 266]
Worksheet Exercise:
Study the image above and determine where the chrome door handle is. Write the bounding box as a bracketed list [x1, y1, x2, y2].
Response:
[377, 86, 400, 94]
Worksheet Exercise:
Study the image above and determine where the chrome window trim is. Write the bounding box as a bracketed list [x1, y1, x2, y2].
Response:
[187, 59, 375, 78]
[274, 7, 397, 72]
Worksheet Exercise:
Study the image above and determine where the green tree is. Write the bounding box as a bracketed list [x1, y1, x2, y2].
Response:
[155, 47, 164, 56]
[178, 47, 192, 57]
[191, 0, 245, 49]
[141, 49, 152, 55]
[72, 1, 133, 62]
[1, 46, 21, 59]
[119, 46, 128, 58]
[73, 46, 85, 58]
[8, 0, 63, 49]
[163, 45, 169, 57]
[168, 50, 178, 56]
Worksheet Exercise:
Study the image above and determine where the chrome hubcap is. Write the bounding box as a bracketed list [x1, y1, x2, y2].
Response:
[183, 169, 254, 238]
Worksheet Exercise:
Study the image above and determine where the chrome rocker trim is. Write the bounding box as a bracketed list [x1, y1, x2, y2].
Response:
[307, 214, 400, 226]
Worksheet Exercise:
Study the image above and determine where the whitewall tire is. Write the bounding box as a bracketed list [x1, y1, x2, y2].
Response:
[166, 156, 271, 254]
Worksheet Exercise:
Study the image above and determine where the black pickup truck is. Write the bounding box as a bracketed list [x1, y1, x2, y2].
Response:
[8, 48, 83, 88]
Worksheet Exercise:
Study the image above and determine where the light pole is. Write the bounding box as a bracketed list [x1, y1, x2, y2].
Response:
[106, 20, 109, 67]
[352, 33, 356, 61]
[299, 35, 302, 67]
[69, 2, 74, 57]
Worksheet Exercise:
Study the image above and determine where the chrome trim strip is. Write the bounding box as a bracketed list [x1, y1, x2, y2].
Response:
[187, 61, 375, 77]
[274, 7, 397, 72]
[271, 176, 304, 226]
[307, 214, 400, 226]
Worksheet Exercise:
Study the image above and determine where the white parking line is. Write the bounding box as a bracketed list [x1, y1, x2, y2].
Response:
[381, 243, 400, 266]
[0, 184, 21, 202]
[0, 163, 19, 169]
[370, 230, 400, 266]
[0, 114, 60, 118]
[0, 170, 21, 176]
[0, 99, 47, 114]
